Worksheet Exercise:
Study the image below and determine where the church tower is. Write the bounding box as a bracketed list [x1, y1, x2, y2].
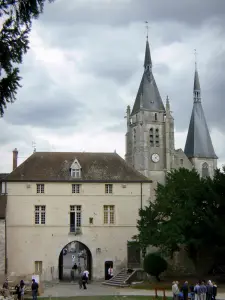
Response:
[125, 38, 175, 184]
[184, 62, 218, 178]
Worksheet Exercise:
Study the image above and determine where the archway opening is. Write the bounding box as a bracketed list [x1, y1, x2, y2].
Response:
[58, 241, 92, 282]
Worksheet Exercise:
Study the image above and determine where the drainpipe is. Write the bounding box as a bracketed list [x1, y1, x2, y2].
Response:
[4, 182, 7, 275]
[140, 182, 143, 210]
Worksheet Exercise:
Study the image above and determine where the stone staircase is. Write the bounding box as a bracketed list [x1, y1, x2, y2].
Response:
[102, 268, 136, 287]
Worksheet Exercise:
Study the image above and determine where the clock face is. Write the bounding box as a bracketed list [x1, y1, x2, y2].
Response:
[151, 153, 160, 163]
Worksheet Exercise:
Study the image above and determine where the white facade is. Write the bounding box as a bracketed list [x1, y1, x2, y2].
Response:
[6, 181, 151, 280]
[0, 219, 5, 277]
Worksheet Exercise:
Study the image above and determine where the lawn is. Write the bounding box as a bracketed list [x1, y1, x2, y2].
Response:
[31, 297, 161, 300]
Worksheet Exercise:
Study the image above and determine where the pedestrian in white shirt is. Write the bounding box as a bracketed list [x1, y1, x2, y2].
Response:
[83, 270, 89, 284]
[108, 266, 113, 279]
[172, 281, 180, 300]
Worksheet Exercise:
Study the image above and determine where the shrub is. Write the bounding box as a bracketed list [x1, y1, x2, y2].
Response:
[143, 252, 168, 281]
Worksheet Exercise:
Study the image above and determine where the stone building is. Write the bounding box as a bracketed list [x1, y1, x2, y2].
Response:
[3, 151, 151, 280]
[125, 38, 218, 184]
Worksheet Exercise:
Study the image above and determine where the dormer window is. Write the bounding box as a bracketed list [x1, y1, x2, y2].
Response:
[71, 169, 81, 178]
[70, 159, 82, 178]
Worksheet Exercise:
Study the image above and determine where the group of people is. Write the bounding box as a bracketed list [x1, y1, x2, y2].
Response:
[1, 278, 39, 300]
[172, 280, 217, 300]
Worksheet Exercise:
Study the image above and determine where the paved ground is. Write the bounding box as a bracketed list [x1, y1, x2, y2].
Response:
[42, 282, 225, 298]
[42, 282, 158, 297]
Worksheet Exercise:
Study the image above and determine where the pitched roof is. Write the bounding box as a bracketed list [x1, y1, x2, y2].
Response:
[184, 68, 217, 159]
[193, 69, 201, 91]
[131, 40, 165, 116]
[0, 173, 8, 181]
[5, 152, 151, 182]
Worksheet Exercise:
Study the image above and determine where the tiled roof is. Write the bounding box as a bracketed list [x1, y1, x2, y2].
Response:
[0, 173, 8, 181]
[6, 152, 151, 182]
[131, 40, 165, 115]
[184, 68, 217, 159]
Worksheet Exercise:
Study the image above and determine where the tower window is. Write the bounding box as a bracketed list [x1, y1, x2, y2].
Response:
[149, 128, 154, 146]
[154, 113, 158, 121]
[180, 159, 183, 166]
[155, 128, 160, 147]
[202, 162, 209, 178]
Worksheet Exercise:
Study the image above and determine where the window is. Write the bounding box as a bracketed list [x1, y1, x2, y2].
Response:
[1, 182, 6, 194]
[36, 184, 44, 194]
[104, 205, 115, 224]
[133, 129, 136, 144]
[71, 169, 81, 178]
[149, 128, 154, 146]
[149, 128, 160, 147]
[202, 162, 209, 178]
[154, 113, 158, 121]
[34, 261, 43, 274]
[35, 206, 46, 225]
[70, 205, 81, 232]
[180, 159, 184, 166]
[105, 184, 113, 194]
[89, 217, 93, 225]
[72, 184, 81, 194]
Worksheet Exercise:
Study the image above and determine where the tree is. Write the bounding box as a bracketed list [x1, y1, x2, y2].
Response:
[143, 252, 167, 281]
[136, 167, 225, 275]
[0, 0, 54, 116]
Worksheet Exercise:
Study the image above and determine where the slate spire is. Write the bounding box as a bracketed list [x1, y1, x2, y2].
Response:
[131, 38, 165, 116]
[184, 63, 217, 159]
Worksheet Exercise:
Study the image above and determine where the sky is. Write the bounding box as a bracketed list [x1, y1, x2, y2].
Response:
[0, 0, 225, 172]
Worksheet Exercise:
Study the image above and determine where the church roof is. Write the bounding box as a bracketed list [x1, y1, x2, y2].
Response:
[131, 40, 165, 116]
[193, 69, 201, 91]
[184, 68, 217, 159]
[5, 152, 151, 182]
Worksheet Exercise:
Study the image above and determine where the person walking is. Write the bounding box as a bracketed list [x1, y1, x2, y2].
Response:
[181, 281, 189, 300]
[108, 266, 113, 279]
[81, 273, 87, 289]
[31, 279, 39, 300]
[83, 269, 89, 284]
[20, 280, 25, 300]
[212, 282, 217, 300]
[172, 281, 180, 300]
[194, 281, 201, 300]
[206, 280, 213, 300]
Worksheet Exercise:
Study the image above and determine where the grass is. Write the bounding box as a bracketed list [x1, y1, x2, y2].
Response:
[26, 297, 162, 300]
[131, 282, 172, 290]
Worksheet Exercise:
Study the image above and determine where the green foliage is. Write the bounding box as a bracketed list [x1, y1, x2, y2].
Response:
[0, 0, 54, 116]
[136, 167, 225, 273]
[143, 253, 168, 281]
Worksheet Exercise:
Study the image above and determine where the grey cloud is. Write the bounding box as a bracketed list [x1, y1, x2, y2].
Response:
[203, 52, 225, 129]
[4, 65, 86, 128]
[0, 122, 31, 145]
[105, 122, 126, 133]
[41, 0, 225, 28]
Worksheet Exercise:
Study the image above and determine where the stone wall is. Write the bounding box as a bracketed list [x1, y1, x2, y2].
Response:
[0, 219, 5, 276]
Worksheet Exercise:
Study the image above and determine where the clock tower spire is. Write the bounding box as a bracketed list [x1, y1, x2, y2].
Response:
[125, 30, 171, 184]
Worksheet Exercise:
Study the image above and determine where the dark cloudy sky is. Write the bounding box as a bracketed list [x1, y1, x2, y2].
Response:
[1, 0, 225, 172]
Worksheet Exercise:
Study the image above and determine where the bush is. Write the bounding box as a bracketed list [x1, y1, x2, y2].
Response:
[143, 253, 168, 281]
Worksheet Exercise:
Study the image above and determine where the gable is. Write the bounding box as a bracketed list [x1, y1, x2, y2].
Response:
[70, 159, 81, 170]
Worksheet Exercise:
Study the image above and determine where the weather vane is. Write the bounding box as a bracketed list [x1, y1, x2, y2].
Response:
[194, 49, 198, 68]
[145, 21, 149, 39]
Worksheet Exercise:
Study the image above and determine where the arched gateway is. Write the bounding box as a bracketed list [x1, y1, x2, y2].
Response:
[58, 241, 92, 281]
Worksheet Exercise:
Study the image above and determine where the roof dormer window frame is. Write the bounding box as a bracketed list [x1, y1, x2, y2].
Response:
[71, 169, 81, 178]
[70, 159, 82, 178]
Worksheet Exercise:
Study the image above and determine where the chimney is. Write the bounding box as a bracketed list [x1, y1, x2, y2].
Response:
[13, 148, 18, 170]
